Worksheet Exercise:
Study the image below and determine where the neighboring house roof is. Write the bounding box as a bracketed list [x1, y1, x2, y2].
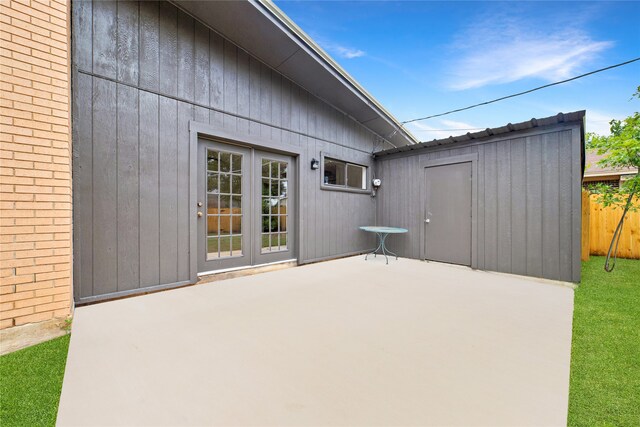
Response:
[584, 150, 638, 178]
[172, 0, 418, 148]
[374, 110, 586, 158]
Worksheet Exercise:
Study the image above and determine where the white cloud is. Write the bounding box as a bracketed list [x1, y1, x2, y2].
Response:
[407, 119, 483, 142]
[332, 45, 366, 59]
[439, 119, 481, 130]
[585, 110, 622, 136]
[447, 16, 613, 90]
[312, 36, 366, 59]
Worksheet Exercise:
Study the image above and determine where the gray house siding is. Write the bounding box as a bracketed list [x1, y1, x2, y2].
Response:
[72, 0, 377, 302]
[375, 124, 582, 282]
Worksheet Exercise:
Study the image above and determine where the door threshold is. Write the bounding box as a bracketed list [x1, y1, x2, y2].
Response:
[197, 259, 298, 284]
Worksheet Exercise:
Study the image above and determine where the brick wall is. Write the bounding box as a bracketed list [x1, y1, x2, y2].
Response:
[0, 0, 72, 330]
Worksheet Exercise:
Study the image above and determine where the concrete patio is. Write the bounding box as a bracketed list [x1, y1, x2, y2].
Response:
[57, 256, 574, 426]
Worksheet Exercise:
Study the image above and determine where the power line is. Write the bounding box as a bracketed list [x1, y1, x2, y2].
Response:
[401, 57, 640, 125]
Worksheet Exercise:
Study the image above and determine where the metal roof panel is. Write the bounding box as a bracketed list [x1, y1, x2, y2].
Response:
[375, 111, 586, 157]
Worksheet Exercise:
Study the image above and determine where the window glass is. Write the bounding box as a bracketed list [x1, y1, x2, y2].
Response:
[207, 148, 242, 259]
[323, 157, 367, 190]
[261, 158, 289, 253]
[324, 158, 346, 186]
[347, 164, 366, 189]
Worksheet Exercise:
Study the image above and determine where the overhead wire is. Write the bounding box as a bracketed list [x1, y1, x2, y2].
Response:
[400, 57, 640, 125]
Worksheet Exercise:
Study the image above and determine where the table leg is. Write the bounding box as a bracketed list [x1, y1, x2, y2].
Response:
[365, 234, 383, 261]
[364, 232, 400, 264]
[385, 245, 399, 259]
[379, 233, 390, 264]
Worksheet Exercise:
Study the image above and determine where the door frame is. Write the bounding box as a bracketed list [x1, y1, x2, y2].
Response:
[188, 121, 303, 283]
[420, 153, 478, 269]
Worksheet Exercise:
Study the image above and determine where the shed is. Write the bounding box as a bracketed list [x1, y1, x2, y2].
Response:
[374, 112, 586, 283]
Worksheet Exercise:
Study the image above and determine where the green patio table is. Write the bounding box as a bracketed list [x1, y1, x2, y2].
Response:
[359, 226, 408, 264]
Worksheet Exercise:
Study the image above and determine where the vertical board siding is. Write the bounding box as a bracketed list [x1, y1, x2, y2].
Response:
[496, 140, 511, 272]
[376, 127, 582, 282]
[116, 84, 140, 291]
[476, 146, 485, 270]
[248, 57, 261, 135]
[158, 97, 178, 284]
[541, 132, 561, 279]
[525, 135, 543, 276]
[177, 10, 195, 102]
[209, 30, 224, 126]
[484, 143, 498, 271]
[158, 1, 177, 97]
[177, 102, 193, 281]
[223, 40, 238, 130]
[72, 73, 93, 299]
[117, 0, 139, 86]
[570, 130, 583, 281]
[510, 138, 527, 276]
[91, 78, 118, 296]
[72, 0, 92, 71]
[194, 21, 210, 106]
[237, 50, 250, 135]
[138, 91, 160, 287]
[92, 0, 117, 79]
[72, 0, 377, 301]
[139, 1, 159, 91]
[558, 131, 574, 281]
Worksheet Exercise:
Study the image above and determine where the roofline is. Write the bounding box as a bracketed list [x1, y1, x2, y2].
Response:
[584, 171, 638, 178]
[255, 0, 419, 145]
[374, 111, 586, 158]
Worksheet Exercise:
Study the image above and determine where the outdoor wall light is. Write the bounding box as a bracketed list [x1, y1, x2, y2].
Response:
[310, 158, 319, 170]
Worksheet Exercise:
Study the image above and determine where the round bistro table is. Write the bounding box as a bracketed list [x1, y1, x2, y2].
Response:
[359, 226, 408, 264]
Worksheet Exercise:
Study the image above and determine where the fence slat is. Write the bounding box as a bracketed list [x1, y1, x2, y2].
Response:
[588, 194, 640, 259]
[581, 190, 590, 261]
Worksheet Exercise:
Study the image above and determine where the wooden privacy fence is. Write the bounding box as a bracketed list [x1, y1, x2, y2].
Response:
[581, 190, 640, 260]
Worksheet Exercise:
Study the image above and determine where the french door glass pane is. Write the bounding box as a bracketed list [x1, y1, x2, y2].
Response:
[261, 158, 289, 253]
[207, 148, 243, 260]
[207, 151, 219, 171]
[231, 175, 241, 195]
[220, 152, 231, 172]
[220, 175, 230, 193]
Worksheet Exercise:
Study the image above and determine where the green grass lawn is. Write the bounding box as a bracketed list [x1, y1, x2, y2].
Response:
[0, 334, 70, 427]
[568, 256, 640, 426]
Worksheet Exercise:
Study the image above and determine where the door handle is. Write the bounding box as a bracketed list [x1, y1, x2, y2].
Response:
[197, 211, 203, 218]
[424, 218, 430, 223]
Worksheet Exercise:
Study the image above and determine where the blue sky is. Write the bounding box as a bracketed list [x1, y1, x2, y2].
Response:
[275, 1, 640, 141]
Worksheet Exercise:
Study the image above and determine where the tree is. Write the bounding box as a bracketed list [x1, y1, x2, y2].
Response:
[586, 86, 640, 211]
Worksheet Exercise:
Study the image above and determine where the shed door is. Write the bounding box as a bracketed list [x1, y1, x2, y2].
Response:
[424, 162, 472, 266]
